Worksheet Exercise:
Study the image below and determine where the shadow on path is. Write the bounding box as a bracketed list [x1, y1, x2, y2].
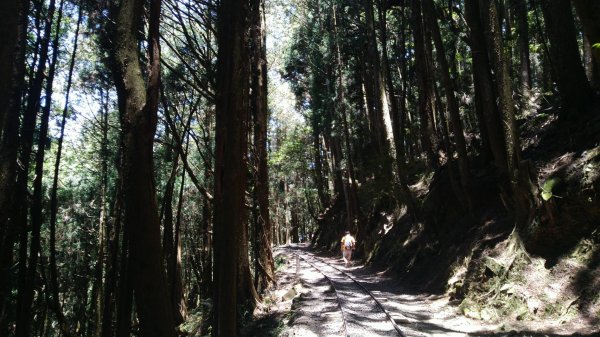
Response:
[282, 244, 600, 337]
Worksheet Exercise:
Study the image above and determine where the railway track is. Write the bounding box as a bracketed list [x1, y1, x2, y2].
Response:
[287, 247, 405, 337]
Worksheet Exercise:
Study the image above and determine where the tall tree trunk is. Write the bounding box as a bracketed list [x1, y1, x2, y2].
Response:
[237, 215, 259, 308]
[0, 0, 22, 141]
[531, 3, 555, 94]
[481, 0, 521, 184]
[111, 0, 176, 335]
[411, 0, 439, 168]
[308, 46, 330, 208]
[48, 5, 82, 337]
[394, 11, 415, 164]
[378, 2, 417, 217]
[331, 2, 360, 234]
[0, 0, 29, 329]
[14, 3, 54, 332]
[572, 0, 600, 89]
[115, 231, 133, 337]
[583, 35, 599, 88]
[161, 140, 182, 324]
[201, 144, 213, 299]
[464, 0, 507, 171]
[486, 1, 537, 225]
[114, 132, 129, 336]
[312, 133, 328, 208]
[541, 0, 594, 117]
[512, 0, 532, 95]
[250, 0, 275, 293]
[16, 1, 61, 335]
[101, 178, 122, 337]
[92, 87, 109, 337]
[364, 0, 389, 159]
[173, 168, 187, 323]
[213, 0, 249, 334]
[237, 10, 258, 310]
[423, 0, 471, 204]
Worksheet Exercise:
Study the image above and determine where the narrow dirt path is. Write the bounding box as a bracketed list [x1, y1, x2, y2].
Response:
[260, 244, 599, 337]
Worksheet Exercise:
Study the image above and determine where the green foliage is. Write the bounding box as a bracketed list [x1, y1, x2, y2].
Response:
[269, 126, 311, 170]
[593, 43, 600, 50]
[275, 255, 287, 271]
[541, 177, 560, 201]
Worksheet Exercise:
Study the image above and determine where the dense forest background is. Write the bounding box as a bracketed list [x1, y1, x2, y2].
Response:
[0, 0, 599, 336]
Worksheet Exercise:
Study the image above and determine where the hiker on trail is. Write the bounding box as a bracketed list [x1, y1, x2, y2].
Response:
[340, 231, 356, 266]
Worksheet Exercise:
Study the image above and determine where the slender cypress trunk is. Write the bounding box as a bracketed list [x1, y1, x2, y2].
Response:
[331, 3, 359, 232]
[481, 0, 521, 184]
[395, 11, 414, 164]
[16, 1, 61, 334]
[48, 5, 82, 337]
[201, 144, 213, 299]
[213, 0, 250, 334]
[512, 0, 532, 95]
[161, 142, 180, 323]
[0, 0, 29, 329]
[411, 0, 439, 169]
[14, 2, 55, 331]
[364, 0, 389, 158]
[572, 0, 600, 89]
[312, 133, 328, 208]
[0, 0, 22, 141]
[423, 0, 471, 205]
[111, 0, 176, 335]
[378, 2, 417, 217]
[101, 180, 122, 337]
[173, 167, 187, 323]
[541, 0, 594, 117]
[115, 230, 132, 337]
[464, 0, 507, 171]
[236, 10, 259, 309]
[250, 0, 275, 292]
[582, 35, 598, 87]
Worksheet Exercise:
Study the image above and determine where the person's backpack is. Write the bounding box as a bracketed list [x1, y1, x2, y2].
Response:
[344, 237, 353, 249]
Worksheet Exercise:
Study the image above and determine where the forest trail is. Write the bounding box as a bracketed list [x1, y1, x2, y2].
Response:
[2, 0, 600, 335]
[255, 245, 600, 337]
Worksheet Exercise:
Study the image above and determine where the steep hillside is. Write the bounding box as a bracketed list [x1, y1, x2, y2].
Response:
[316, 112, 600, 328]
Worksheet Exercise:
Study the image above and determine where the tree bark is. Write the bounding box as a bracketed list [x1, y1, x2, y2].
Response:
[101, 180, 122, 337]
[48, 5, 82, 337]
[250, 0, 275, 293]
[0, 0, 22, 141]
[331, 2, 360, 233]
[115, 231, 133, 337]
[0, 0, 29, 329]
[201, 131, 213, 300]
[111, 0, 176, 335]
[541, 0, 594, 116]
[512, 0, 532, 95]
[173, 167, 187, 323]
[481, 0, 521, 184]
[464, 0, 507, 171]
[16, 1, 60, 335]
[364, 0, 390, 158]
[161, 138, 183, 325]
[213, 0, 250, 334]
[423, 0, 471, 203]
[394, 10, 415, 164]
[312, 133, 329, 208]
[411, 0, 439, 168]
[378, 1, 417, 217]
[572, 0, 600, 89]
